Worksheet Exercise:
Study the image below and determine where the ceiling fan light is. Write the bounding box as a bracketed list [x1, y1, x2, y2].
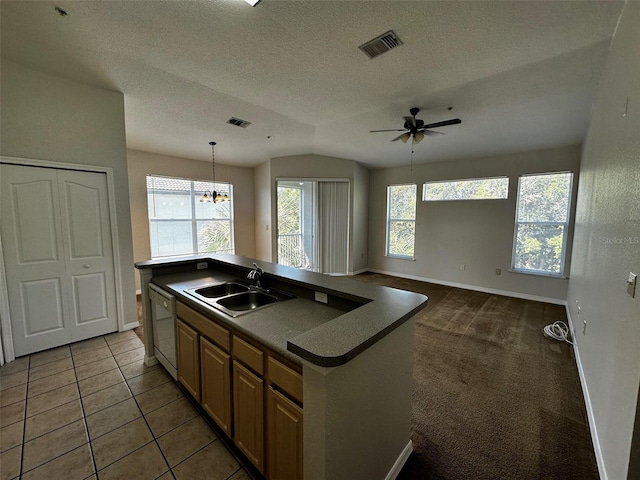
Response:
[413, 132, 425, 144]
[400, 133, 411, 144]
[200, 192, 209, 203]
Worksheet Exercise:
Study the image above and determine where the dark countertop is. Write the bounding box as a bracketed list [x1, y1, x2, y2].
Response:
[137, 254, 428, 367]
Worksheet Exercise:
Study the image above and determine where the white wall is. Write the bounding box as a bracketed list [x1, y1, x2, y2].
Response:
[566, 3, 640, 479]
[0, 59, 137, 326]
[127, 149, 256, 290]
[368, 145, 581, 302]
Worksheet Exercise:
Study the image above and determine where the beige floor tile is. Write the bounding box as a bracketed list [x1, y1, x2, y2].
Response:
[70, 336, 108, 355]
[105, 330, 138, 346]
[26, 383, 80, 417]
[108, 337, 144, 356]
[24, 399, 83, 441]
[71, 346, 113, 368]
[0, 384, 27, 408]
[114, 347, 146, 367]
[74, 356, 118, 381]
[97, 441, 169, 480]
[86, 397, 141, 440]
[157, 416, 216, 467]
[136, 381, 184, 415]
[22, 419, 88, 472]
[0, 370, 28, 392]
[91, 417, 153, 470]
[145, 397, 198, 438]
[0, 420, 23, 453]
[228, 469, 252, 480]
[22, 443, 94, 480]
[120, 361, 160, 380]
[78, 368, 124, 397]
[0, 401, 26, 426]
[28, 356, 74, 381]
[0, 445, 21, 480]
[27, 368, 76, 398]
[29, 345, 71, 368]
[172, 440, 241, 480]
[0, 357, 29, 377]
[127, 368, 171, 396]
[82, 381, 132, 416]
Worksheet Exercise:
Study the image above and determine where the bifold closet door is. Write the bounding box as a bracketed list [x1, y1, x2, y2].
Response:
[1, 163, 118, 356]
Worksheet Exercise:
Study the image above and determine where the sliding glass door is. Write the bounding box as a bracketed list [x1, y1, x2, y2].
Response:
[276, 179, 349, 275]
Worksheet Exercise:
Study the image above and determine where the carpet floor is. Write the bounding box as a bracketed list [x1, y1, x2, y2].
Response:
[351, 272, 598, 480]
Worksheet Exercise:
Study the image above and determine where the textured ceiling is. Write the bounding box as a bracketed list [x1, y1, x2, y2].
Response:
[0, 0, 624, 168]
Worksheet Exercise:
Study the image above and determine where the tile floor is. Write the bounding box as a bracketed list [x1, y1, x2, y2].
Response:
[0, 331, 253, 480]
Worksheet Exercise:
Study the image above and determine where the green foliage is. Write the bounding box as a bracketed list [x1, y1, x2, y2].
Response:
[199, 221, 232, 253]
[424, 177, 508, 201]
[277, 187, 301, 234]
[387, 185, 416, 257]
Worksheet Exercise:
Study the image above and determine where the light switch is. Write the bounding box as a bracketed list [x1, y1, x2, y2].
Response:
[628, 272, 637, 298]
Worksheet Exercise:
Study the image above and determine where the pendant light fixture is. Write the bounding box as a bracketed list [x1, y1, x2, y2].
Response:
[200, 141, 230, 203]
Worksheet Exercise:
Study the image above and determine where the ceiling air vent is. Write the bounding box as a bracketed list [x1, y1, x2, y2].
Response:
[227, 117, 252, 128]
[359, 30, 403, 59]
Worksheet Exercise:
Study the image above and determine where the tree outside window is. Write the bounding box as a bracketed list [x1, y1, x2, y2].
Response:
[386, 184, 417, 258]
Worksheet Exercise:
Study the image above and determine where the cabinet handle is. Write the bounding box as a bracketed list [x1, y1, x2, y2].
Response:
[83, 264, 90, 269]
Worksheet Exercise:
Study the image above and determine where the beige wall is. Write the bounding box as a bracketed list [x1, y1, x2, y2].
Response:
[253, 160, 272, 262]
[0, 59, 137, 326]
[127, 149, 255, 290]
[368, 145, 581, 302]
[566, 3, 640, 478]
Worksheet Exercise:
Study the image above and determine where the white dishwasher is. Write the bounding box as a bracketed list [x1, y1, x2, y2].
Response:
[149, 283, 177, 380]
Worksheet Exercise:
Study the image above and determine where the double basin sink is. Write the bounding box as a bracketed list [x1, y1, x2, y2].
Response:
[185, 281, 294, 317]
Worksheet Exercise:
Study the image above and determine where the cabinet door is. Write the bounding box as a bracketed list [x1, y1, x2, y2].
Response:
[201, 337, 231, 435]
[233, 360, 264, 472]
[267, 386, 303, 480]
[176, 319, 200, 400]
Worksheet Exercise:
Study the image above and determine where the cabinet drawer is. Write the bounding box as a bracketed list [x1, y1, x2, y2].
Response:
[233, 335, 264, 375]
[177, 301, 230, 351]
[267, 357, 303, 404]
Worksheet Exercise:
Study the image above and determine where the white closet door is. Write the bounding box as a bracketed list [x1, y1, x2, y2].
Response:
[1, 164, 118, 356]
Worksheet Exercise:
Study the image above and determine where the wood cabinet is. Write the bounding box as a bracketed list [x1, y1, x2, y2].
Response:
[267, 386, 303, 480]
[233, 360, 265, 472]
[176, 319, 200, 400]
[200, 336, 231, 435]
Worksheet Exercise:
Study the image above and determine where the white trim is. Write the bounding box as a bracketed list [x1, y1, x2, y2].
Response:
[349, 268, 368, 276]
[0, 232, 15, 364]
[0, 156, 129, 336]
[384, 440, 413, 480]
[366, 268, 566, 305]
[565, 306, 607, 480]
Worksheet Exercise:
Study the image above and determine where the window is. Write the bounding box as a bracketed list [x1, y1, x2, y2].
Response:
[512, 172, 573, 276]
[147, 175, 234, 258]
[386, 184, 416, 259]
[423, 177, 509, 201]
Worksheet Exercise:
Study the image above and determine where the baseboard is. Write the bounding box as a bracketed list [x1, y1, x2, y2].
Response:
[385, 440, 413, 480]
[350, 268, 368, 276]
[136, 289, 142, 296]
[565, 306, 607, 480]
[365, 269, 566, 305]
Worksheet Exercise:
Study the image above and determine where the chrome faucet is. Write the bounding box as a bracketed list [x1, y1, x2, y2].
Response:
[247, 263, 265, 290]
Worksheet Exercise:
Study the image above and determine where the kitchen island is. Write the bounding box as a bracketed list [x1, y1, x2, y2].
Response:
[136, 254, 427, 480]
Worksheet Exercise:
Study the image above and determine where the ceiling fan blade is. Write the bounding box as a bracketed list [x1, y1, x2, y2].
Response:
[403, 116, 417, 129]
[391, 132, 411, 142]
[422, 118, 462, 129]
[421, 129, 444, 136]
[370, 128, 408, 133]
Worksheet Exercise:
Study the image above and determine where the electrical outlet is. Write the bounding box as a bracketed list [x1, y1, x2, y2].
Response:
[314, 291, 328, 304]
[628, 272, 637, 298]
[495, 268, 501, 275]
[460, 264, 465, 271]
[196, 262, 208, 270]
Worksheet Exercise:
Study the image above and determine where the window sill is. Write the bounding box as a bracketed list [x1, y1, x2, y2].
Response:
[509, 269, 568, 279]
[385, 255, 416, 261]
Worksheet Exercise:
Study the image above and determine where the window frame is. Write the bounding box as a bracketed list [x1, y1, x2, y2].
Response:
[422, 176, 509, 201]
[146, 175, 234, 259]
[511, 172, 573, 277]
[385, 183, 417, 260]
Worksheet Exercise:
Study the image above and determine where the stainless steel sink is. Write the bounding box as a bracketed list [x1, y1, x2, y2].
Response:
[192, 282, 250, 298]
[185, 281, 294, 317]
[217, 291, 278, 311]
